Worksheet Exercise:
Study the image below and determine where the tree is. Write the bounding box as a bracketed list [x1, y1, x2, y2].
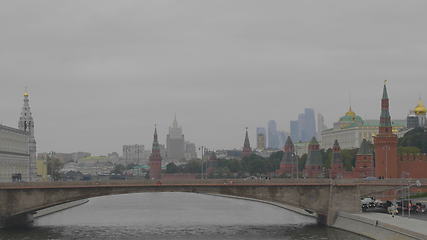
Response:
[398, 146, 421, 154]
[399, 128, 427, 153]
[166, 162, 180, 173]
[341, 149, 358, 171]
[182, 159, 202, 173]
[111, 164, 126, 175]
[241, 154, 269, 175]
[47, 156, 63, 181]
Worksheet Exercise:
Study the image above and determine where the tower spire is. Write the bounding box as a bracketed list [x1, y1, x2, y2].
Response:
[18, 90, 37, 181]
[242, 127, 252, 157]
[379, 81, 392, 133]
[149, 124, 162, 180]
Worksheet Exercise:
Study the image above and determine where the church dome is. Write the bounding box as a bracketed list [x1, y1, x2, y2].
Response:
[345, 107, 356, 118]
[414, 100, 427, 115]
[340, 107, 363, 122]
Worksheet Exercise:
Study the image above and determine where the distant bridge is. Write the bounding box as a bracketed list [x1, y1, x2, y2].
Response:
[0, 179, 425, 226]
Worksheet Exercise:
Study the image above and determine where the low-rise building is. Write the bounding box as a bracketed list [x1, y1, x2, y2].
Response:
[0, 124, 31, 182]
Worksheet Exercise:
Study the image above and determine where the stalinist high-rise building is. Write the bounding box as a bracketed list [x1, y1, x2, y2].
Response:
[166, 116, 185, 162]
[18, 91, 37, 181]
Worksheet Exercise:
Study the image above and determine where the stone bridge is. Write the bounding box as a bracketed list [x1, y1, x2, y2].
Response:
[0, 179, 423, 227]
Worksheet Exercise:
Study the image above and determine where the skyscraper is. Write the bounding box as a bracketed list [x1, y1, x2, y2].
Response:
[166, 115, 185, 162]
[290, 108, 317, 142]
[18, 91, 37, 181]
[122, 144, 144, 165]
[277, 131, 289, 149]
[301, 108, 316, 142]
[256, 127, 266, 150]
[290, 120, 299, 142]
[267, 120, 280, 149]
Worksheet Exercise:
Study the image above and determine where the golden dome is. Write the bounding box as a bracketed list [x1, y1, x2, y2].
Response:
[345, 106, 356, 118]
[414, 99, 427, 115]
[23, 92, 29, 97]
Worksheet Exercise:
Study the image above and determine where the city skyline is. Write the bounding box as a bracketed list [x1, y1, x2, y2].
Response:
[1, 1, 427, 154]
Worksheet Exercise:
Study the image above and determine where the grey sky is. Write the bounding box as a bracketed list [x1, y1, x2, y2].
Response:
[1, 1, 426, 154]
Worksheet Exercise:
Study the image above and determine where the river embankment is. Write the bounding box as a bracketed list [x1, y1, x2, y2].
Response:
[33, 199, 89, 218]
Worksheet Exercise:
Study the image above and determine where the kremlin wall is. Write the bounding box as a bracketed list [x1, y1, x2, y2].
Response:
[147, 83, 427, 181]
[276, 83, 427, 179]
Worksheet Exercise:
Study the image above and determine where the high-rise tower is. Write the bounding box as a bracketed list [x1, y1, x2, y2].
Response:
[166, 115, 185, 162]
[374, 82, 398, 179]
[18, 91, 37, 181]
[149, 126, 162, 180]
[242, 128, 252, 158]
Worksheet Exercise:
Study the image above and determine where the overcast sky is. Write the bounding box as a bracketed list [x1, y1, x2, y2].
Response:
[1, 1, 426, 155]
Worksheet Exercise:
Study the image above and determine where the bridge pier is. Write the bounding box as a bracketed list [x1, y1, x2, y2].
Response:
[0, 213, 33, 228]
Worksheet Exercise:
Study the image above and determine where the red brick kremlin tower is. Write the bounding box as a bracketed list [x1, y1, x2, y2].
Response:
[374, 82, 398, 179]
[149, 126, 162, 180]
[330, 140, 344, 179]
[277, 136, 296, 177]
[304, 137, 324, 178]
[354, 139, 374, 178]
[242, 127, 252, 158]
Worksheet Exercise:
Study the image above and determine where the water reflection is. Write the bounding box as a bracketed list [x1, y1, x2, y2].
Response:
[0, 192, 370, 240]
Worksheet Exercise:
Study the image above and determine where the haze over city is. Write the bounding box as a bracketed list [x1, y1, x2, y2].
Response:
[1, 1, 426, 154]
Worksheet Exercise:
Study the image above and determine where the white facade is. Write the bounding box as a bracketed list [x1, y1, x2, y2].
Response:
[0, 125, 30, 182]
[122, 144, 145, 165]
[321, 126, 377, 150]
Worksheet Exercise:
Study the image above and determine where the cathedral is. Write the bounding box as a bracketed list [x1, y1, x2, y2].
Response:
[0, 91, 37, 182]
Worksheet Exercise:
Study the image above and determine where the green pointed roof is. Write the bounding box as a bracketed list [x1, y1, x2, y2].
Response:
[357, 139, 373, 155]
[382, 83, 388, 99]
[306, 150, 323, 166]
[309, 137, 319, 145]
[306, 137, 322, 166]
[285, 136, 293, 146]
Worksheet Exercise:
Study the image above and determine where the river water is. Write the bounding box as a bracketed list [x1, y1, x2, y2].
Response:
[0, 192, 370, 240]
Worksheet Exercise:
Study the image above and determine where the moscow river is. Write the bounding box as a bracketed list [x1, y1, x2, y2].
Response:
[0, 192, 370, 240]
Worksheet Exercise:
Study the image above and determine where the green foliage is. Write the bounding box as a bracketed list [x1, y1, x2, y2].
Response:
[320, 149, 333, 169]
[268, 151, 283, 171]
[47, 156, 64, 181]
[241, 154, 272, 175]
[126, 163, 137, 170]
[166, 162, 179, 173]
[341, 149, 358, 171]
[210, 167, 232, 178]
[399, 128, 427, 153]
[111, 164, 126, 175]
[181, 159, 202, 173]
[298, 154, 307, 171]
[398, 146, 421, 155]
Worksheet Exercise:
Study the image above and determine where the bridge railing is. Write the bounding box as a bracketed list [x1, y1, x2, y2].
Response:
[1, 178, 426, 189]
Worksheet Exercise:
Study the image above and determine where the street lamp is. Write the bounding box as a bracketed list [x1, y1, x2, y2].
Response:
[199, 146, 205, 180]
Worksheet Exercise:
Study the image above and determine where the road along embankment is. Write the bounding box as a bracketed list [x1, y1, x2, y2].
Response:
[333, 211, 427, 240]
[33, 199, 89, 218]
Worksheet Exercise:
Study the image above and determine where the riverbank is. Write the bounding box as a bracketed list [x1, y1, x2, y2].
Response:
[203, 193, 427, 240]
[202, 193, 317, 219]
[33, 199, 89, 218]
[333, 212, 427, 240]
